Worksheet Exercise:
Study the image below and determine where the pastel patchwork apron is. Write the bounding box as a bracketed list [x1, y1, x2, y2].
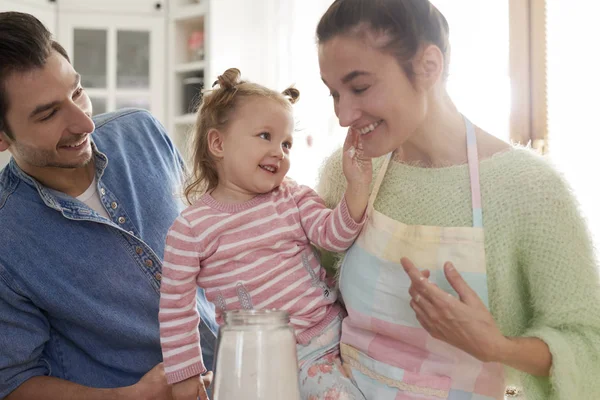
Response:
[338, 117, 506, 399]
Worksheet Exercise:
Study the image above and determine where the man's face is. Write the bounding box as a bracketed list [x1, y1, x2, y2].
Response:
[0, 50, 95, 171]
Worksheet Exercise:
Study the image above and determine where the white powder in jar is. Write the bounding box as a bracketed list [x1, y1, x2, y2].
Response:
[213, 325, 301, 400]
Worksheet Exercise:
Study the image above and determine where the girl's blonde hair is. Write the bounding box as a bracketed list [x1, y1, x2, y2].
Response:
[184, 68, 300, 205]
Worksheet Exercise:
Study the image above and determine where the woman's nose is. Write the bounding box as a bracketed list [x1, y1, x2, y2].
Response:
[335, 96, 361, 128]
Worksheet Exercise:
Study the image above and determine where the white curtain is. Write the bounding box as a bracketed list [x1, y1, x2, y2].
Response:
[546, 0, 600, 248]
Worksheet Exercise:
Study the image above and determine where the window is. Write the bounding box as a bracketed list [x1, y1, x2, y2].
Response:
[546, 1, 600, 246]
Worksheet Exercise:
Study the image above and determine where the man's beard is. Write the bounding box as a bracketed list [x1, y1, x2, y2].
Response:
[10, 139, 93, 169]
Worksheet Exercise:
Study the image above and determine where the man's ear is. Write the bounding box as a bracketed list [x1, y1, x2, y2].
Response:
[0, 131, 11, 152]
[412, 44, 445, 92]
[207, 128, 225, 159]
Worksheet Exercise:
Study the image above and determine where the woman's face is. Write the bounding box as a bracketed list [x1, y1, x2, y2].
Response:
[319, 34, 428, 158]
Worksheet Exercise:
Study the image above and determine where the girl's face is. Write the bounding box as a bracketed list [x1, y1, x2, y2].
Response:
[319, 34, 428, 158]
[212, 97, 294, 201]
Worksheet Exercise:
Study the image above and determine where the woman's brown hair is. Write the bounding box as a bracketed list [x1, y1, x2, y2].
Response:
[184, 68, 300, 204]
[316, 0, 451, 81]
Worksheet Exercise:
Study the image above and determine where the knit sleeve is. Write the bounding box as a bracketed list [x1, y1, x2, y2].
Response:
[286, 178, 364, 252]
[315, 149, 349, 273]
[516, 163, 600, 399]
[159, 214, 206, 384]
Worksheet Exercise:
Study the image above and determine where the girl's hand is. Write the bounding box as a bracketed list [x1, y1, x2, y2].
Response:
[342, 127, 372, 192]
[171, 372, 213, 400]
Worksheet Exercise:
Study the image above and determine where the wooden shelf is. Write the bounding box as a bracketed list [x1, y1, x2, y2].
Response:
[171, 3, 207, 21]
[174, 61, 206, 74]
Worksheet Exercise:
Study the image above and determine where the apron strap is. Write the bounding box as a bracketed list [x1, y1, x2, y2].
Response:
[465, 117, 483, 228]
[367, 152, 393, 210]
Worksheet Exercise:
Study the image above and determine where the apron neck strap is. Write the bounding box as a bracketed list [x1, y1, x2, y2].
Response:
[368, 152, 393, 210]
[465, 116, 483, 228]
[366, 116, 483, 228]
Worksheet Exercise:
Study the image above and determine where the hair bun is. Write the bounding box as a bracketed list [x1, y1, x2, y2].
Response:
[282, 87, 300, 104]
[212, 68, 241, 89]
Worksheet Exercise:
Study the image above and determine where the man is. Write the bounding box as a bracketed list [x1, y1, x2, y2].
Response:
[0, 12, 216, 399]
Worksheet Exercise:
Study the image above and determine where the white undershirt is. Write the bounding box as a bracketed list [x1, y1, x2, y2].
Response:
[76, 178, 111, 220]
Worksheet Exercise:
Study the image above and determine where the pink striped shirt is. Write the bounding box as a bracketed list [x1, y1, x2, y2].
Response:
[159, 179, 364, 383]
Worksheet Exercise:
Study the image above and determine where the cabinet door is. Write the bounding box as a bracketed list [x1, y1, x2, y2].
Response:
[57, 13, 165, 122]
[0, 0, 57, 34]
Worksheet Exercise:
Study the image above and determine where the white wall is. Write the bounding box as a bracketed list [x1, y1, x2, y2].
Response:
[206, 0, 286, 88]
[275, 1, 343, 188]
[203, 0, 339, 187]
[432, 0, 511, 141]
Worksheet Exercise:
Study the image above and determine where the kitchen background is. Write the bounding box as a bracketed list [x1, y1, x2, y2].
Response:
[1, 0, 599, 253]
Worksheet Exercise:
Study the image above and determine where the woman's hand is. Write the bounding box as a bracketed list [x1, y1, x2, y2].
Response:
[171, 372, 213, 400]
[342, 127, 372, 192]
[401, 257, 510, 363]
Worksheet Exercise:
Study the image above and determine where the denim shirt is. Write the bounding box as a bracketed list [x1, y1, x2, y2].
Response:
[0, 109, 217, 398]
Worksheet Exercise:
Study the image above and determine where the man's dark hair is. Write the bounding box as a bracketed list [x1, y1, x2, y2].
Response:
[0, 12, 70, 139]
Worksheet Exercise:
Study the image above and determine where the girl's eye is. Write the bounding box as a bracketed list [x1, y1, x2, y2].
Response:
[259, 132, 270, 140]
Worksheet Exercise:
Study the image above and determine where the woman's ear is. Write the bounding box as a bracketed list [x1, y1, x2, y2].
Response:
[412, 44, 445, 91]
[207, 128, 225, 159]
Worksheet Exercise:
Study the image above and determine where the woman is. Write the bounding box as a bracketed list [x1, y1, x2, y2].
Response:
[315, 0, 600, 399]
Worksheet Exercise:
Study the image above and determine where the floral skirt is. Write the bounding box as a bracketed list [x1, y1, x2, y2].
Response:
[297, 314, 365, 400]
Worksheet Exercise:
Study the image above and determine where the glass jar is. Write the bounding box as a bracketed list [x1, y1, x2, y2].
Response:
[187, 30, 204, 62]
[212, 310, 301, 400]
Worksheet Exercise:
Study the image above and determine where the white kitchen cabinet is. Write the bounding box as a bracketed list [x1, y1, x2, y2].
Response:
[57, 11, 166, 122]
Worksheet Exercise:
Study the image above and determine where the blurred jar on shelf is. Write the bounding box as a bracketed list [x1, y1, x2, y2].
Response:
[188, 30, 204, 62]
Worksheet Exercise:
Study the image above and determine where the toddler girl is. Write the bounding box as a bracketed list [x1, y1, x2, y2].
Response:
[159, 68, 370, 400]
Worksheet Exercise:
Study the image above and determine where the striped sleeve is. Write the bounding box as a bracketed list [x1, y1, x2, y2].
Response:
[159, 215, 206, 384]
[289, 181, 364, 252]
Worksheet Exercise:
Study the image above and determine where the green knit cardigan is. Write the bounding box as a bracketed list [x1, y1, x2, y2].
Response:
[316, 147, 600, 400]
